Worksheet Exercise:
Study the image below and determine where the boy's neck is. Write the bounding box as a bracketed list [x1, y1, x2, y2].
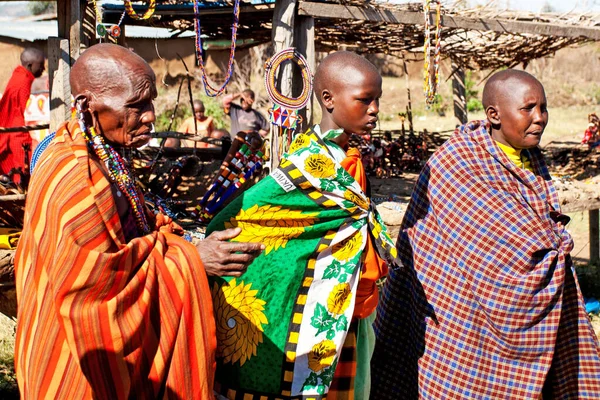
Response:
[318, 120, 350, 148]
[331, 132, 350, 148]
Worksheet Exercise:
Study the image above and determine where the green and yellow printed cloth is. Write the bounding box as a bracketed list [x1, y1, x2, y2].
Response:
[207, 127, 399, 399]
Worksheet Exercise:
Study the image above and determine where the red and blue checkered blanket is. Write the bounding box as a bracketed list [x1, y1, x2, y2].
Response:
[372, 120, 600, 399]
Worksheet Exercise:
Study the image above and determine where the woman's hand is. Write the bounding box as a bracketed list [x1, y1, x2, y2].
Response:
[196, 227, 264, 277]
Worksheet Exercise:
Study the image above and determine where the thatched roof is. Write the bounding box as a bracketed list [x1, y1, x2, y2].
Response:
[102, 0, 600, 70]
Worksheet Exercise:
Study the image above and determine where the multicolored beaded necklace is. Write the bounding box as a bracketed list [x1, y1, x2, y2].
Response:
[193, 0, 240, 97]
[77, 105, 151, 235]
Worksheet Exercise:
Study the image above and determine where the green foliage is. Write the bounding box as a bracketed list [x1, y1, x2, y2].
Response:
[465, 71, 479, 102]
[28, 1, 56, 15]
[464, 71, 484, 112]
[154, 95, 227, 132]
[467, 98, 484, 112]
[155, 104, 191, 133]
[201, 95, 228, 129]
[429, 94, 448, 116]
[590, 85, 600, 105]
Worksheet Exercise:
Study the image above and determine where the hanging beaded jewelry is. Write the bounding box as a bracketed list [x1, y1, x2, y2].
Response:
[193, 0, 240, 97]
[92, 0, 126, 39]
[76, 103, 151, 235]
[264, 48, 313, 156]
[195, 133, 265, 222]
[265, 48, 313, 110]
[423, 0, 442, 106]
[124, 0, 156, 21]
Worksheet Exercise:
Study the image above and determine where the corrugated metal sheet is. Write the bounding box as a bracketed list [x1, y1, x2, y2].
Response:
[0, 18, 195, 42]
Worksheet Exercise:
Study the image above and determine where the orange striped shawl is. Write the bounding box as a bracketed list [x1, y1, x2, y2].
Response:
[15, 120, 216, 399]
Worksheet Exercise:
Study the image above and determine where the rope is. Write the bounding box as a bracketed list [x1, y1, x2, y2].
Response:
[0, 124, 49, 133]
[423, 0, 442, 107]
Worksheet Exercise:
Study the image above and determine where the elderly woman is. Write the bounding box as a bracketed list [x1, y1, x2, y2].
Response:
[15, 44, 263, 399]
[372, 70, 600, 399]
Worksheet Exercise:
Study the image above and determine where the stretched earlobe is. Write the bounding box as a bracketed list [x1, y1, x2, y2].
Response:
[75, 94, 90, 113]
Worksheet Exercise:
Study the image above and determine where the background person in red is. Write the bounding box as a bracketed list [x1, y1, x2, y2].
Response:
[0, 47, 45, 182]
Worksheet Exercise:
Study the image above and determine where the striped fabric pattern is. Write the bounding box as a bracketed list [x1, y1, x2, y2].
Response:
[15, 120, 216, 399]
[372, 120, 600, 399]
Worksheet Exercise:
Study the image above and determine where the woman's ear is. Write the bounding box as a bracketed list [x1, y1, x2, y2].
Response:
[486, 105, 500, 126]
[75, 93, 91, 113]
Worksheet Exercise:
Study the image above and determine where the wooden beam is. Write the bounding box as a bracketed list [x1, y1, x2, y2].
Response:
[269, 0, 296, 171]
[591, 209, 599, 264]
[451, 60, 468, 125]
[297, 1, 600, 41]
[48, 38, 71, 132]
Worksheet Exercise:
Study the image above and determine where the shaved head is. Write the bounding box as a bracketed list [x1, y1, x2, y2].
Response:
[313, 51, 382, 141]
[71, 43, 156, 105]
[483, 69, 548, 150]
[482, 69, 542, 109]
[20, 47, 45, 78]
[20, 47, 44, 65]
[71, 43, 157, 148]
[314, 51, 379, 106]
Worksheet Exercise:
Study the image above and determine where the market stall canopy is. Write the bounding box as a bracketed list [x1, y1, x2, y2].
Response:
[100, 0, 600, 70]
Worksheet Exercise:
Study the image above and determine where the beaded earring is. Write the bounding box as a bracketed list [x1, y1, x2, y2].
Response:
[76, 101, 151, 236]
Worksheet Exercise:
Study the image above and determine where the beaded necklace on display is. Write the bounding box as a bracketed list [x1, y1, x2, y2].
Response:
[193, 0, 240, 97]
[77, 107, 151, 235]
[92, 0, 126, 38]
[124, 0, 156, 20]
[423, 0, 442, 106]
[264, 47, 313, 156]
[195, 133, 265, 222]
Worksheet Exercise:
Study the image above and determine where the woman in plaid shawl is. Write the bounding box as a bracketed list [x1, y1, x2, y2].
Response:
[372, 70, 600, 399]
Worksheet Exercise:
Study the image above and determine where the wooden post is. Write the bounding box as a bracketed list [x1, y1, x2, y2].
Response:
[590, 209, 599, 264]
[402, 56, 414, 135]
[118, 25, 127, 46]
[294, 16, 315, 132]
[57, 0, 82, 62]
[48, 38, 71, 131]
[452, 59, 468, 125]
[49, 0, 81, 131]
[270, 0, 297, 171]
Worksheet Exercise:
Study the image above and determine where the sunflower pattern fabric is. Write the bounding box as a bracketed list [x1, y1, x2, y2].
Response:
[207, 127, 399, 399]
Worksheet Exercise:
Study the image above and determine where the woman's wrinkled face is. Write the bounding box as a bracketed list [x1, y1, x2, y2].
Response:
[92, 62, 157, 148]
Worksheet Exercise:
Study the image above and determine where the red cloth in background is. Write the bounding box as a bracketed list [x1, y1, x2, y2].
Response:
[0, 65, 35, 178]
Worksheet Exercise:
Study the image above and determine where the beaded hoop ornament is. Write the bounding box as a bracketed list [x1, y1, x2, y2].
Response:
[193, 0, 240, 97]
[423, 0, 442, 106]
[77, 103, 151, 236]
[124, 0, 156, 20]
[264, 48, 313, 110]
[264, 48, 313, 156]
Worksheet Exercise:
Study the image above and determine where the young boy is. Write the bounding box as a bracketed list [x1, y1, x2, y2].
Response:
[207, 51, 399, 399]
[372, 69, 600, 399]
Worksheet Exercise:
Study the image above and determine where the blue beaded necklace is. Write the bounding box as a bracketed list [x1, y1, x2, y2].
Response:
[77, 105, 151, 235]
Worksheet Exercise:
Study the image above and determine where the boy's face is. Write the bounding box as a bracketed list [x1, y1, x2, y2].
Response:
[329, 70, 382, 136]
[491, 79, 548, 150]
